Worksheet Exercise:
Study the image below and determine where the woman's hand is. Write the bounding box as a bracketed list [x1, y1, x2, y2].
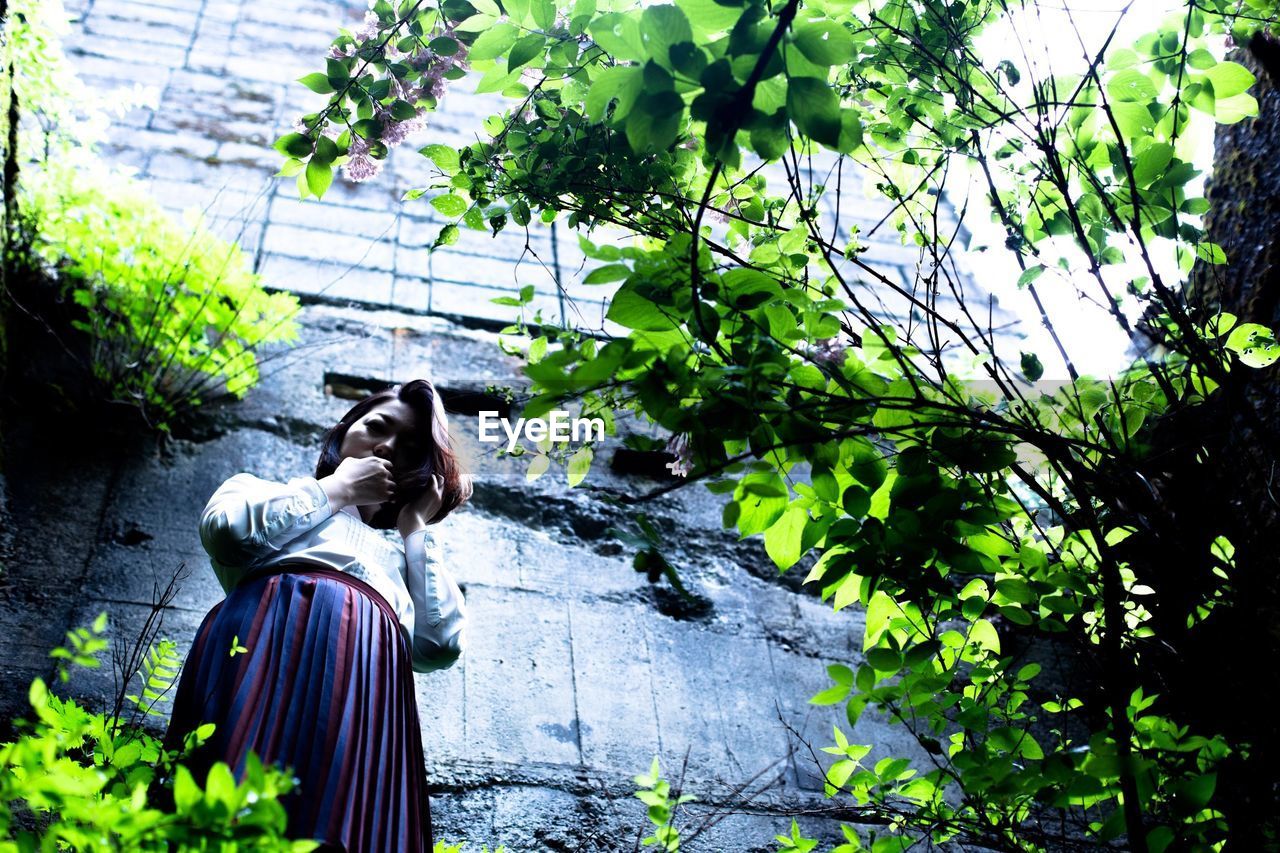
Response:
[397, 474, 445, 538]
[319, 456, 396, 509]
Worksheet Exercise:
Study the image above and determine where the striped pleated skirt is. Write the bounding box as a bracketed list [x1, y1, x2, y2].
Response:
[163, 565, 433, 852]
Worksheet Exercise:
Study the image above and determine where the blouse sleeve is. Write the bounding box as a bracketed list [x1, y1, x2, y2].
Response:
[403, 528, 467, 673]
[199, 472, 335, 586]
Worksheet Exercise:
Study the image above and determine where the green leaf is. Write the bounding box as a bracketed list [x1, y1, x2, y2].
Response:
[1106, 47, 1138, 70]
[1111, 101, 1155, 136]
[792, 20, 853, 66]
[787, 76, 841, 147]
[1225, 322, 1280, 368]
[606, 284, 680, 331]
[312, 135, 338, 166]
[528, 336, 548, 362]
[1132, 142, 1173, 185]
[453, 11, 498, 33]
[527, 453, 550, 480]
[532, 0, 556, 29]
[865, 647, 901, 674]
[764, 505, 809, 571]
[474, 63, 521, 95]
[674, 0, 742, 34]
[583, 263, 631, 284]
[274, 133, 314, 159]
[469, 23, 519, 61]
[429, 35, 460, 55]
[968, 619, 1001, 653]
[205, 762, 236, 808]
[433, 222, 460, 248]
[431, 193, 468, 217]
[588, 12, 645, 61]
[1196, 241, 1226, 265]
[298, 72, 335, 94]
[419, 143, 461, 174]
[305, 157, 333, 197]
[1107, 69, 1157, 103]
[736, 473, 789, 535]
[389, 99, 418, 121]
[1177, 772, 1216, 810]
[721, 268, 782, 308]
[1017, 265, 1046, 287]
[1020, 352, 1044, 382]
[1214, 92, 1258, 124]
[585, 65, 644, 123]
[508, 33, 547, 72]
[625, 89, 685, 152]
[326, 57, 351, 86]
[996, 577, 1034, 604]
[810, 663, 854, 704]
[640, 5, 693, 65]
[1187, 48, 1215, 69]
[173, 766, 200, 811]
[1204, 61, 1255, 98]
[277, 157, 306, 178]
[567, 445, 593, 487]
[837, 110, 862, 154]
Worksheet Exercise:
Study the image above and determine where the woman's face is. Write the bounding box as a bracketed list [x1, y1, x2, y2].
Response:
[339, 399, 423, 480]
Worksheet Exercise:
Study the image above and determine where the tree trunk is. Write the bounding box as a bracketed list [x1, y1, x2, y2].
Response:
[1172, 32, 1280, 847]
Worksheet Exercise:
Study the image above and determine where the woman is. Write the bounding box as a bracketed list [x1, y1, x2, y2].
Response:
[163, 379, 472, 852]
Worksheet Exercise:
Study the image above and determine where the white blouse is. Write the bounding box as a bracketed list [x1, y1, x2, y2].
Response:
[198, 472, 467, 673]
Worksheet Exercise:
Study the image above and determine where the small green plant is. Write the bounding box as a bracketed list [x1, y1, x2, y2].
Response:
[1, 613, 316, 851]
[1, 0, 301, 432]
[634, 756, 696, 851]
[21, 155, 302, 430]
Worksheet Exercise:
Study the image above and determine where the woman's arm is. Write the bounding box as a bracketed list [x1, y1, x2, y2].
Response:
[402, 528, 468, 672]
[200, 473, 335, 573]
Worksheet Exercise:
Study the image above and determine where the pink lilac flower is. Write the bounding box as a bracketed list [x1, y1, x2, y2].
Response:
[379, 112, 427, 147]
[448, 30, 470, 66]
[292, 116, 339, 139]
[805, 337, 848, 367]
[354, 11, 381, 43]
[664, 434, 693, 477]
[420, 64, 450, 100]
[408, 49, 436, 72]
[390, 74, 420, 102]
[327, 43, 356, 59]
[342, 134, 383, 182]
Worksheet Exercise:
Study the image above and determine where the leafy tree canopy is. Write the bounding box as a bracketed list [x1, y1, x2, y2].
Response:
[282, 0, 1280, 848]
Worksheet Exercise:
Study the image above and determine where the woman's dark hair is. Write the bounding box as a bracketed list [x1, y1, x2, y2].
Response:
[314, 379, 472, 529]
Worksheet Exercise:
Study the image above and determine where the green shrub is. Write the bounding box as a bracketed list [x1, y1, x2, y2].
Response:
[21, 154, 301, 430]
[1, 0, 300, 432]
[0, 614, 315, 851]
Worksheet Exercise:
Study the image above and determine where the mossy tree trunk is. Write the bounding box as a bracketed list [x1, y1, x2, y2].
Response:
[1167, 32, 1280, 846]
